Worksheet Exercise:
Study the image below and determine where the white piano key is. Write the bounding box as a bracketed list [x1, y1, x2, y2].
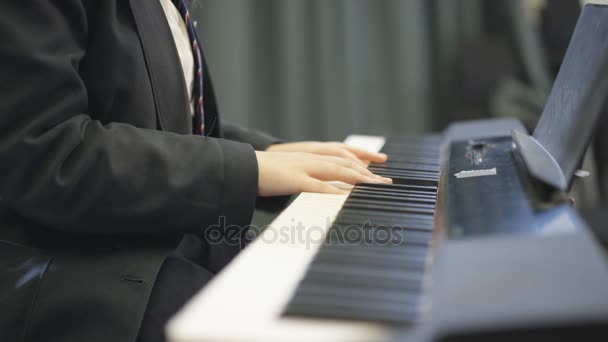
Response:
[342, 135, 386, 152]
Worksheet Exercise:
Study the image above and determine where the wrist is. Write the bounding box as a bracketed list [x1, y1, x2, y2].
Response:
[265, 143, 281, 152]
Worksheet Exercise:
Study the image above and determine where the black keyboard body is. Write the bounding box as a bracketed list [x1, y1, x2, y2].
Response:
[284, 118, 608, 340]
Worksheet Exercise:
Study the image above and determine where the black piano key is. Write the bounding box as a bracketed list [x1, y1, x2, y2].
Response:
[350, 192, 436, 203]
[321, 241, 431, 259]
[367, 171, 439, 179]
[378, 159, 436, 166]
[349, 192, 436, 203]
[356, 183, 438, 193]
[337, 207, 436, 218]
[342, 201, 435, 216]
[368, 165, 439, 173]
[326, 226, 432, 246]
[346, 198, 435, 209]
[351, 187, 438, 198]
[351, 187, 437, 198]
[368, 162, 439, 172]
[306, 262, 425, 280]
[391, 179, 437, 186]
[367, 170, 439, 180]
[303, 265, 425, 292]
[335, 217, 435, 228]
[286, 295, 419, 324]
[349, 194, 436, 205]
[314, 248, 428, 270]
[294, 285, 421, 308]
[336, 210, 435, 231]
[376, 168, 438, 177]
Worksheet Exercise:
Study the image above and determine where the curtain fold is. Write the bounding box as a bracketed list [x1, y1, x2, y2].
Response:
[194, 0, 441, 141]
[192, 0, 528, 141]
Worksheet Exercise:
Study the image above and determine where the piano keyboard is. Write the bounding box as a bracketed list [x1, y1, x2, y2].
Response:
[167, 131, 608, 342]
[284, 136, 441, 324]
[367, 135, 441, 185]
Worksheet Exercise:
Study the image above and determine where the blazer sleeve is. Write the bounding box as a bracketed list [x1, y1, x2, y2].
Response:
[0, 1, 258, 235]
[221, 123, 283, 151]
[218, 124, 292, 212]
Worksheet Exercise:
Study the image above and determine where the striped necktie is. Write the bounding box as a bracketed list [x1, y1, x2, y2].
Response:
[172, 0, 207, 135]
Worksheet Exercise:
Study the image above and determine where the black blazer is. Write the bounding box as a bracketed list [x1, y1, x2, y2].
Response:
[0, 1, 279, 341]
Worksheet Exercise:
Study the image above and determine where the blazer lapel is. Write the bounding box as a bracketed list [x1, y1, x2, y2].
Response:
[129, 0, 192, 134]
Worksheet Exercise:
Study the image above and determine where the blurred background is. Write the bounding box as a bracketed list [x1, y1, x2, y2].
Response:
[191, 0, 608, 234]
[191, 0, 582, 140]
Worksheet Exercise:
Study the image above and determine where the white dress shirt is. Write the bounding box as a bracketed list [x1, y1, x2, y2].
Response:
[159, 0, 195, 116]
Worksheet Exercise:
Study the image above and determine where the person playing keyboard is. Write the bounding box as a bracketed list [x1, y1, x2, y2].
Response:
[0, 1, 390, 342]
